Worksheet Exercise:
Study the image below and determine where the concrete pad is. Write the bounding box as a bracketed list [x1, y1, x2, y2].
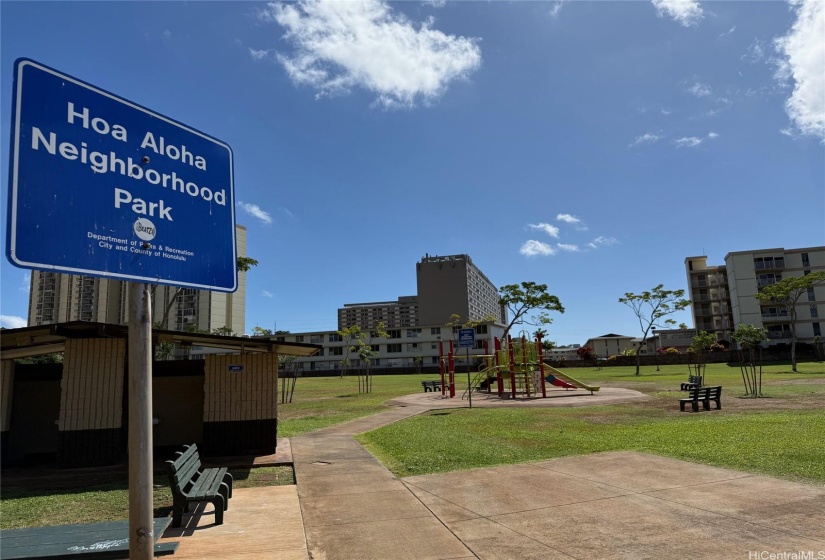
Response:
[387, 387, 649, 409]
[304, 517, 474, 560]
[300, 488, 430, 526]
[533, 450, 750, 492]
[649, 475, 825, 540]
[404, 463, 631, 517]
[297, 470, 398, 498]
[489, 493, 824, 560]
[403, 483, 481, 523]
[448, 517, 577, 560]
[294, 458, 391, 478]
[158, 487, 308, 559]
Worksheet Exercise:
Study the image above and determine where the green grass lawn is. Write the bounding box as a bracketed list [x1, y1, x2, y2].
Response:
[357, 362, 825, 484]
[3, 362, 823, 529]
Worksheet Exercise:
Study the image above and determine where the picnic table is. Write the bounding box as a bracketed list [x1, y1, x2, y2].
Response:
[0, 517, 178, 560]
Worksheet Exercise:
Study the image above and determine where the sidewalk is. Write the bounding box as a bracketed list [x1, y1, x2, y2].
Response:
[158, 389, 825, 559]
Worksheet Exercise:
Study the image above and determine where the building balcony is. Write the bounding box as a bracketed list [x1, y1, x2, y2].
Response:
[767, 331, 791, 339]
[761, 311, 789, 321]
[754, 261, 785, 271]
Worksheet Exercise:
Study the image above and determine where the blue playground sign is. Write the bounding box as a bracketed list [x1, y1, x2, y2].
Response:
[6, 58, 237, 291]
[458, 328, 476, 348]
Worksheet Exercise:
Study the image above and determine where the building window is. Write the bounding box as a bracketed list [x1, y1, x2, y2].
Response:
[430, 327, 441, 335]
[387, 329, 401, 339]
[316, 348, 324, 356]
[329, 333, 342, 342]
[310, 335, 323, 344]
[814, 323, 822, 337]
[431, 357, 439, 364]
[406, 328, 421, 338]
[812, 306, 819, 319]
[296, 336, 304, 342]
[802, 253, 810, 267]
[475, 325, 488, 334]
[407, 343, 420, 352]
[387, 344, 402, 353]
[330, 347, 343, 356]
[809, 288, 817, 302]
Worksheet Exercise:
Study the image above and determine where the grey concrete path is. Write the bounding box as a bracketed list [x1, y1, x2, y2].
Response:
[291, 389, 825, 560]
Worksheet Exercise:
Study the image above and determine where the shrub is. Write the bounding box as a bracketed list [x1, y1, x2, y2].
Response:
[665, 347, 680, 354]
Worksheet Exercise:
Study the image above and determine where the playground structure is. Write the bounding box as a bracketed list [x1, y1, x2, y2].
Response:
[435, 332, 599, 400]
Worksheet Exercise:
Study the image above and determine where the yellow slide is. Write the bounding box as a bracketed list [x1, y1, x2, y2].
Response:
[544, 365, 600, 393]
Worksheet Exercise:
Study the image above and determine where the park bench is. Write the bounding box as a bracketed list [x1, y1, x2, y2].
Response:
[421, 380, 442, 392]
[679, 386, 722, 413]
[680, 374, 704, 391]
[165, 444, 233, 528]
[0, 517, 177, 559]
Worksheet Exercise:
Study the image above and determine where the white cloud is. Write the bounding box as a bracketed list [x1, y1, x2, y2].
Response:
[674, 136, 703, 148]
[261, 0, 482, 109]
[262, 290, 274, 298]
[1, 315, 27, 329]
[238, 201, 273, 224]
[652, 0, 703, 27]
[520, 240, 557, 257]
[528, 222, 560, 238]
[629, 132, 663, 147]
[590, 236, 618, 248]
[774, 0, 825, 140]
[249, 48, 270, 61]
[20, 272, 30, 292]
[556, 213, 588, 231]
[557, 243, 579, 252]
[661, 108, 672, 115]
[549, 1, 565, 18]
[688, 82, 712, 97]
[278, 207, 295, 219]
[674, 131, 719, 148]
[719, 26, 736, 39]
[422, 0, 446, 7]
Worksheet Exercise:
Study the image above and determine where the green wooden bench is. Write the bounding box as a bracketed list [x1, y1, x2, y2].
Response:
[421, 380, 442, 392]
[679, 386, 722, 413]
[0, 517, 177, 559]
[165, 444, 232, 528]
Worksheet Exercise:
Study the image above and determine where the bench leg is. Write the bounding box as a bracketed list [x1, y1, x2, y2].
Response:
[211, 495, 226, 525]
[692, 401, 699, 413]
[223, 473, 234, 499]
[172, 500, 186, 528]
[703, 399, 711, 411]
[679, 401, 686, 412]
[219, 482, 230, 511]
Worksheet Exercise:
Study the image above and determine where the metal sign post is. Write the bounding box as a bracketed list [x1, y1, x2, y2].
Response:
[128, 283, 153, 560]
[458, 329, 476, 409]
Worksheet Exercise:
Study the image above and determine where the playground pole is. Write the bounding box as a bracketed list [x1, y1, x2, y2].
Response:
[483, 340, 490, 394]
[536, 333, 547, 398]
[508, 335, 516, 399]
[494, 337, 504, 397]
[521, 336, 530, 398]
[439, 340, 446, 397]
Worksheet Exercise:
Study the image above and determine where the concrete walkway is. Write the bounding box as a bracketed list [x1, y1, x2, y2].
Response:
[161, 388, 825, 559]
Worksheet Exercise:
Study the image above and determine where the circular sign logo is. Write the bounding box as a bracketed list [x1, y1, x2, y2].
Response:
[133, 218, 157, 241]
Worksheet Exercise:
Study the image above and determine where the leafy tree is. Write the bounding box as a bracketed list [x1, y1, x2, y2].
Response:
[252, 326, 273, 336]
[156, 256, 259, 329]
[498, 282, 564, 342]
[688, 330, 716, 381]
[15, 353, 63, 364]
[211, 326, 236, 336]
[755, 271, 825, 372]
[338, 322, 388, 393]
[732, 323, 768, 397]
[618, 284, 691, 375]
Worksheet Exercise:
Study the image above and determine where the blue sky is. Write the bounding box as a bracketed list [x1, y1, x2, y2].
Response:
[2, 0, 823, 345]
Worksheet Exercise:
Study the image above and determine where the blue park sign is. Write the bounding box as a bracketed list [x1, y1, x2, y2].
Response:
[6, 58, 237, 291]
[458, 328, 476, 349]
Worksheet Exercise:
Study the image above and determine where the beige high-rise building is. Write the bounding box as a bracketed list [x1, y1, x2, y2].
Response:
[27, 225, 247, 334]
[686, 246, 825, 343]
[416, 254, 505, 327]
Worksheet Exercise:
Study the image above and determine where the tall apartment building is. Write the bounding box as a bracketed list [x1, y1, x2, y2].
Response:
[338, 296, 419, 330]
[337, 254, 505, 331]
[27, 225, 248, 334]
[686, 246, 825, 343]
[416, 254, 505, 326]
[684, 256, 735, 341]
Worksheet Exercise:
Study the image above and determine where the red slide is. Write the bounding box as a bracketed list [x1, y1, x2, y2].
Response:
[546, 374, 577, 389]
